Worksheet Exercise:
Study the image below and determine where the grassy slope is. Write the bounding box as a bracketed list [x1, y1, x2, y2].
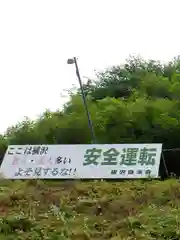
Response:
[0, 179, 179, 239]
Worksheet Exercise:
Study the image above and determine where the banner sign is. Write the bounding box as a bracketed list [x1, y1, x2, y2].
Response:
[0, 144, 162, 179]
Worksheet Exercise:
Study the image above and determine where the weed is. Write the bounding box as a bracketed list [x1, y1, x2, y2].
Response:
[0, 179, 179, 239]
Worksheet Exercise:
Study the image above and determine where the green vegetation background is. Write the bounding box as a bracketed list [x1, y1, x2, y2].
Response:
[0, 56, 180, 239]
[1, 55, 180, 175]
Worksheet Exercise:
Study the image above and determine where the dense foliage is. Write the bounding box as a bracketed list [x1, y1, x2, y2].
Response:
[1, 55, 180, 176]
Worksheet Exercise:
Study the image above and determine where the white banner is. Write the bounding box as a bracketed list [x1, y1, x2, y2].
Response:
[0, 144, 162, 179]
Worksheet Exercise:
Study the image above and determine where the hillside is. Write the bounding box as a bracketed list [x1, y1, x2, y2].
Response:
[1, 56, 180, 238]
[0, 179, 179, 239]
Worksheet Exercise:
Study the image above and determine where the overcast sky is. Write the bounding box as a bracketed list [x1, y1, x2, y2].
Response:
[0, 0, 180, 133]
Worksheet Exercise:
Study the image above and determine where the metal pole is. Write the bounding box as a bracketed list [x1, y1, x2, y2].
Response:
[73, 57, 96, 144]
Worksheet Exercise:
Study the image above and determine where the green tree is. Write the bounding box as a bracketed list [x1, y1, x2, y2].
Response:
[2, 55, 180, 176]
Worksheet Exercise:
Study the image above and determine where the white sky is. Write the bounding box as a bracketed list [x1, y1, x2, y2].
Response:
[0, 0, 180, 133]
